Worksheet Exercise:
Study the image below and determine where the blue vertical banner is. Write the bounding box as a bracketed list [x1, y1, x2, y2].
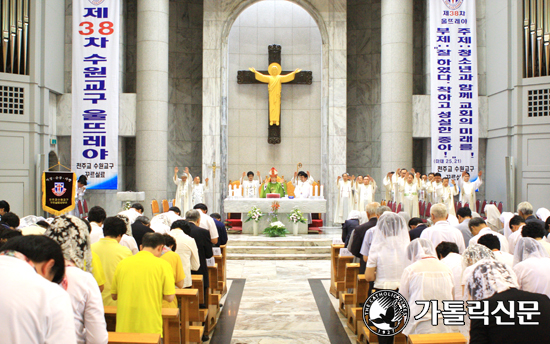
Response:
[430, 0, 478, 179]
[71, 0, 119, 190]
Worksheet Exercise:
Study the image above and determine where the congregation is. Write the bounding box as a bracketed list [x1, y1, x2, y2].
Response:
[0, 199, 227, 344]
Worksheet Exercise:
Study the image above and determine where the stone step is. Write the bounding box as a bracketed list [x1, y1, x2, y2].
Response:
[227, 253, 331, 260]
[227, 245, 331, 255]
[226, 239, 333, 247]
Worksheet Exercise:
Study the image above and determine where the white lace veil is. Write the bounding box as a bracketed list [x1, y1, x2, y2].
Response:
[462, 243, 496, 270]
[370, 212, 410, 266]
[484, 204, 502, 230]
[407, 238, 437, 264]
[536, 208, 550, 222]
[347, 210, 361, 221]
[513, 237, 550, 266]
[499, 212, 514, 238]
[465, 259, 519, 300]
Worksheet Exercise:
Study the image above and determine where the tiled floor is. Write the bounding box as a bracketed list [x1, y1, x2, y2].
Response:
[207, 227, 357, 344]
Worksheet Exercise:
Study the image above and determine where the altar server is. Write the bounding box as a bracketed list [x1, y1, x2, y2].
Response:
[357, 175, 377, 212]
[292, 171, 314, 198]
[191, 175, 209, 206]
[240, 171, 261, 198]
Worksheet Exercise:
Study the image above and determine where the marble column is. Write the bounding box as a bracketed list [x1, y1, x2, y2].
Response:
[380, 0, 413, 175]
[135, 0, 169, 215]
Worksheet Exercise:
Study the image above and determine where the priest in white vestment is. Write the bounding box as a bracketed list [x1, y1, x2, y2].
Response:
[357, 176, 377, 212]
[352, 176, 364, 210]
[334, 173, 354, 224]
[292, 171, 314, 198]
[458, 170, 482, 212]
[400, 173, 420, 218]
[393, 169, 407, 204]
[173, 167, 192, 214]
[240, 171, 261, 198]
[191, 175, 209, 206]
[382, 172, 395, 201]
[437, 178, 458, 216]
[429, 173, 443, 203]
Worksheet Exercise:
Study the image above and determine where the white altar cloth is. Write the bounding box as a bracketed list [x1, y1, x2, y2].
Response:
[223, 198, 326, 235]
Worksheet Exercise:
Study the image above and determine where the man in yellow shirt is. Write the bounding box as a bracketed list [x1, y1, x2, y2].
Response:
[161, 234, 185, 308]
[111, 233, 175, 337]
[91, 216, 132, 306]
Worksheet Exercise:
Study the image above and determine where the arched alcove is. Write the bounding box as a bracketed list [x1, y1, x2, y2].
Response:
[226, 0, 323, 180]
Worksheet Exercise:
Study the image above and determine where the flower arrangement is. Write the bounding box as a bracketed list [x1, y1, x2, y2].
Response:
[245, 206, 264, 223]
[263, 221, 288, 237]
[288, 207, 307, 224]
[271, 201, 280, 213]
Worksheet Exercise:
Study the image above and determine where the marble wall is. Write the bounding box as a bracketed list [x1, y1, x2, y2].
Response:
[346, 0, 381, 192]
[203, 0, 347, 221]
[227, 1, 322, 182]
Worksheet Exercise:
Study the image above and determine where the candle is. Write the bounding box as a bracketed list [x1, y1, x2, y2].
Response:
[228, 185, 232, 198]
[238, 185, 242, 197]
[314, 185, 318, 197]
[320, 185, 324, 198]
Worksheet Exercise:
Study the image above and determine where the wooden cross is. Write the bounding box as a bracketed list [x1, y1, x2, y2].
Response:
[237, 44, 313, 144]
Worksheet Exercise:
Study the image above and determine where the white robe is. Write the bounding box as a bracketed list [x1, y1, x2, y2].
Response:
[292, 176, 314, 198]
[401, 182, 420, 218]
[429, 182, 443, 203]
[334, 180, 354, 224]
[240, 176, 260, 198]
[382, 176, 394, 201]
[393, 175, 405, 204]
[174, 173, 192, 214]
[191, 183, 208, 206]
[437, 185, 458, 216]
[357, 183, 376, 212]
[458, 176, 482, 212]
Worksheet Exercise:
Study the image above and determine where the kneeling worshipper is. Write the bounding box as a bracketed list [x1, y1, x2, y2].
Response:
[160, 234, 185, 308]
[0, 235, 77, 344]
[173, 167, 192, 214]
[400, 238, 456, 336]
[45, 215, 108, 344]
[436, 241, 463, 300]
[111, 233, 175, 339]
[484, 204, 502, 233]
[260, 168, 286, 198]
[116, 214, 139, 254]
[365, 212, 410, 344]
[118, 203, 144, 224]
[465, 259, 550, 343]
[477, 234, 514, 268]
[513, 237, 550, 298]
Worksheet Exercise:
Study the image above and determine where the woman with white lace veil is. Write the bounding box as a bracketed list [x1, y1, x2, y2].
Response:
[484, 204, 502, 232]
[499, 212, 514, 239]
[513, 237, 550, 298]
[365, 212, 410, 291]
[400, 238, 456, 336]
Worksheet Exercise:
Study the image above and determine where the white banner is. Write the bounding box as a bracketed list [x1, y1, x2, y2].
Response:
[430, 0, 478, 180]
[72, 0, 119, 190]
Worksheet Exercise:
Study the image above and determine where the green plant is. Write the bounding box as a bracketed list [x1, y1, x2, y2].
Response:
[263, 221, 288, 237]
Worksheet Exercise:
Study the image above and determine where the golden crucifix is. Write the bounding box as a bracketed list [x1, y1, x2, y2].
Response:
[249, 63, 301, 126]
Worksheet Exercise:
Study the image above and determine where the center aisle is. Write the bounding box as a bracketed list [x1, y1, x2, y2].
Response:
[227, 259, 331, 343]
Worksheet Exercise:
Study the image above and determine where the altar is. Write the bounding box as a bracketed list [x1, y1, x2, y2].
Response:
[223, 198, 327, 235]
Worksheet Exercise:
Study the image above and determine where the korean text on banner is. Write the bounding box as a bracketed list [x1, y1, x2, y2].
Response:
[71, 0, 119, 190]
[430, 0, 478, 180]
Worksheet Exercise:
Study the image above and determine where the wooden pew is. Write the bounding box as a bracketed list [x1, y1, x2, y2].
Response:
[104, 306, 180, 344]
[191, 275, 205, 305]
[206, 264, 221, 334]
[330, 244, 344, 297]
[213, 245, 227, 296]
[347, 274, 369, 334]
[175, 289, 200, 344]
[339, 263, 360, 316]
[108, 332, 161, 344]
[407, 333, 467, 344]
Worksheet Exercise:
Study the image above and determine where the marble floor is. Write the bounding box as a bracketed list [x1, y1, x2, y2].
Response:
[207, 227, 357, 344]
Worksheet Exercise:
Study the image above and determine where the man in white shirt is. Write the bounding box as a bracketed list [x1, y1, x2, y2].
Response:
[193, 203, 219, 245]
[468, 217, 509, 253]
[420, 203, 466, 253]
[0, 235, 76, 344]
[507, 215, 526, 254]
[88, 206, 106, 244]
[240, 171, 261, 198]
[455, 207, 473, 248]
[118, 203, 144, 224]
[436, 241, 463, 300]
[477, 233, 514, 268]
[169, 220, 201, 288]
